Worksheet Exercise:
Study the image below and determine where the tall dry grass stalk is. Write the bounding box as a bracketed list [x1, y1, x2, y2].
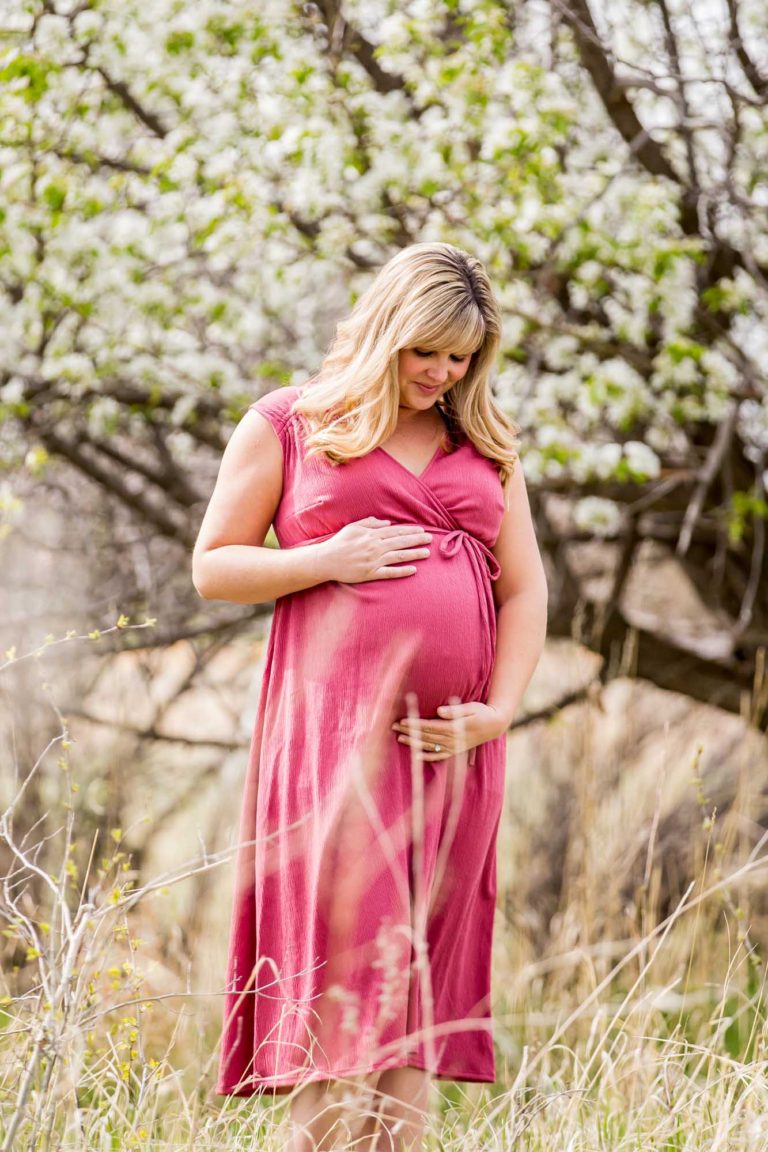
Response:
[2, 627, 768, 1148]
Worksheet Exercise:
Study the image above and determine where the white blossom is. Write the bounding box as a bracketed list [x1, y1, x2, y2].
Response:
[0, 378, 25, 404]
[0, 0, 761, 535]
[624, 440, 661, 479]
[738, 399, 768, 462]
[573, 496, 623, 537]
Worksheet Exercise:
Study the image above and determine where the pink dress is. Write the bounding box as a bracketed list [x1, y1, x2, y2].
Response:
[215, 384, 507, 1096]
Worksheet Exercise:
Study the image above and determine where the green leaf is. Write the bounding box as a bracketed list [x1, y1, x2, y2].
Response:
[42, 184, 67, 213]
[0, 54, 53, 103]
[165, 31, 195, 55]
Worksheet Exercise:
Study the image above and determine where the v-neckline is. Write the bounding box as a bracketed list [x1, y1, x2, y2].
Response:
[376, 438, 446, 481]
[375, 410, 455, 481]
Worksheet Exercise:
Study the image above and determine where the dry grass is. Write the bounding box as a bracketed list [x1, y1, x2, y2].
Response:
[2, 627, 768, 1149]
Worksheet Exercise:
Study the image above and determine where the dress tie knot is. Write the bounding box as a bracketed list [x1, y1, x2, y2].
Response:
[438, 529, 465, 559]
[437, 528, 501, 580]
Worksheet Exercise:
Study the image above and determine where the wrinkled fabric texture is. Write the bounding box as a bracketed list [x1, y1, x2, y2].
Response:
[215, 384, 507, 1096]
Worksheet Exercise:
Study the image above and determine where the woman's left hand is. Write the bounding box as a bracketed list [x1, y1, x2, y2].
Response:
[391, 699, 507, 761]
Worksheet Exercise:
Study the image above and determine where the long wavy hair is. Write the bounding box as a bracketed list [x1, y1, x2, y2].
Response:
[289, 241, 520, 498]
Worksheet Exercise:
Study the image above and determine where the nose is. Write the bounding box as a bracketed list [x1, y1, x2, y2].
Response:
[426, 356, 451, 382]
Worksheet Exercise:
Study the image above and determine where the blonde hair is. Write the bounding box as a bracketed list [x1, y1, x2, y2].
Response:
[289, 241, 520, 497]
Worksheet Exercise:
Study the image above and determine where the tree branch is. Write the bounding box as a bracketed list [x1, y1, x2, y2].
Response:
[39, 427, 193, 544]
[313, 0, 411, 99]
[556, 0, 680, 182]
[94, 65, 171, 138]
[725, 0, 768, 98]
[548, 582, 763, 727]
[676, 399, 739, 557]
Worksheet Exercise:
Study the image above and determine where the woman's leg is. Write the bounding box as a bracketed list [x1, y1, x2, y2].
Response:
[355, 1066, 433, 1151]
[288, 1071, 382, 1151]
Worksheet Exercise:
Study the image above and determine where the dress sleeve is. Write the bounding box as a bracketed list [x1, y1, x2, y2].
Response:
[247, 385, 300, 447]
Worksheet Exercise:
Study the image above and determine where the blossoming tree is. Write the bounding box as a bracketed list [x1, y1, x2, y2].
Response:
[1, 0, 767, 725]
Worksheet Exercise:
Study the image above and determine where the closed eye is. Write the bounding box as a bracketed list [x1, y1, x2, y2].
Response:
[414, 349, 469, 362]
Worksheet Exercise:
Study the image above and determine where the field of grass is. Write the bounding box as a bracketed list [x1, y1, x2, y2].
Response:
[3, 633, 768, 1149]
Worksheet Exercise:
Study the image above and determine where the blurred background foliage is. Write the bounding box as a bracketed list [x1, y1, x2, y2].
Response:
[2, 0, 768, 1144]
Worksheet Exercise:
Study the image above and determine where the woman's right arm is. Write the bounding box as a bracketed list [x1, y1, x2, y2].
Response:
[192, 410, 433, 604]
[192, 409, 339, 604]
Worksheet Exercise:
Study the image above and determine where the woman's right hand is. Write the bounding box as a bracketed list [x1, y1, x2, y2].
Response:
[318, 517, 432, 584]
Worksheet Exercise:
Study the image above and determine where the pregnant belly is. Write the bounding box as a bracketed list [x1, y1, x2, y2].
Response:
[301, 543, 495, 720]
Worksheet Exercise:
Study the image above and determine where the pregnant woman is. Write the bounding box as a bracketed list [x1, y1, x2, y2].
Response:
[193, 241, 548, 1150]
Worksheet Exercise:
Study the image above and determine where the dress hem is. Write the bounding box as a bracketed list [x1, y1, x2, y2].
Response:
[215, 1061, 496, 1098]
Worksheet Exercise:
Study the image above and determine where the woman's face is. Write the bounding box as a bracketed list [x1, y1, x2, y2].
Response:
[397, 347, 473, 411]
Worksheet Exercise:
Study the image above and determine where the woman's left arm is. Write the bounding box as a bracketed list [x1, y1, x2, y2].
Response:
[485, 459, 549, 729]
